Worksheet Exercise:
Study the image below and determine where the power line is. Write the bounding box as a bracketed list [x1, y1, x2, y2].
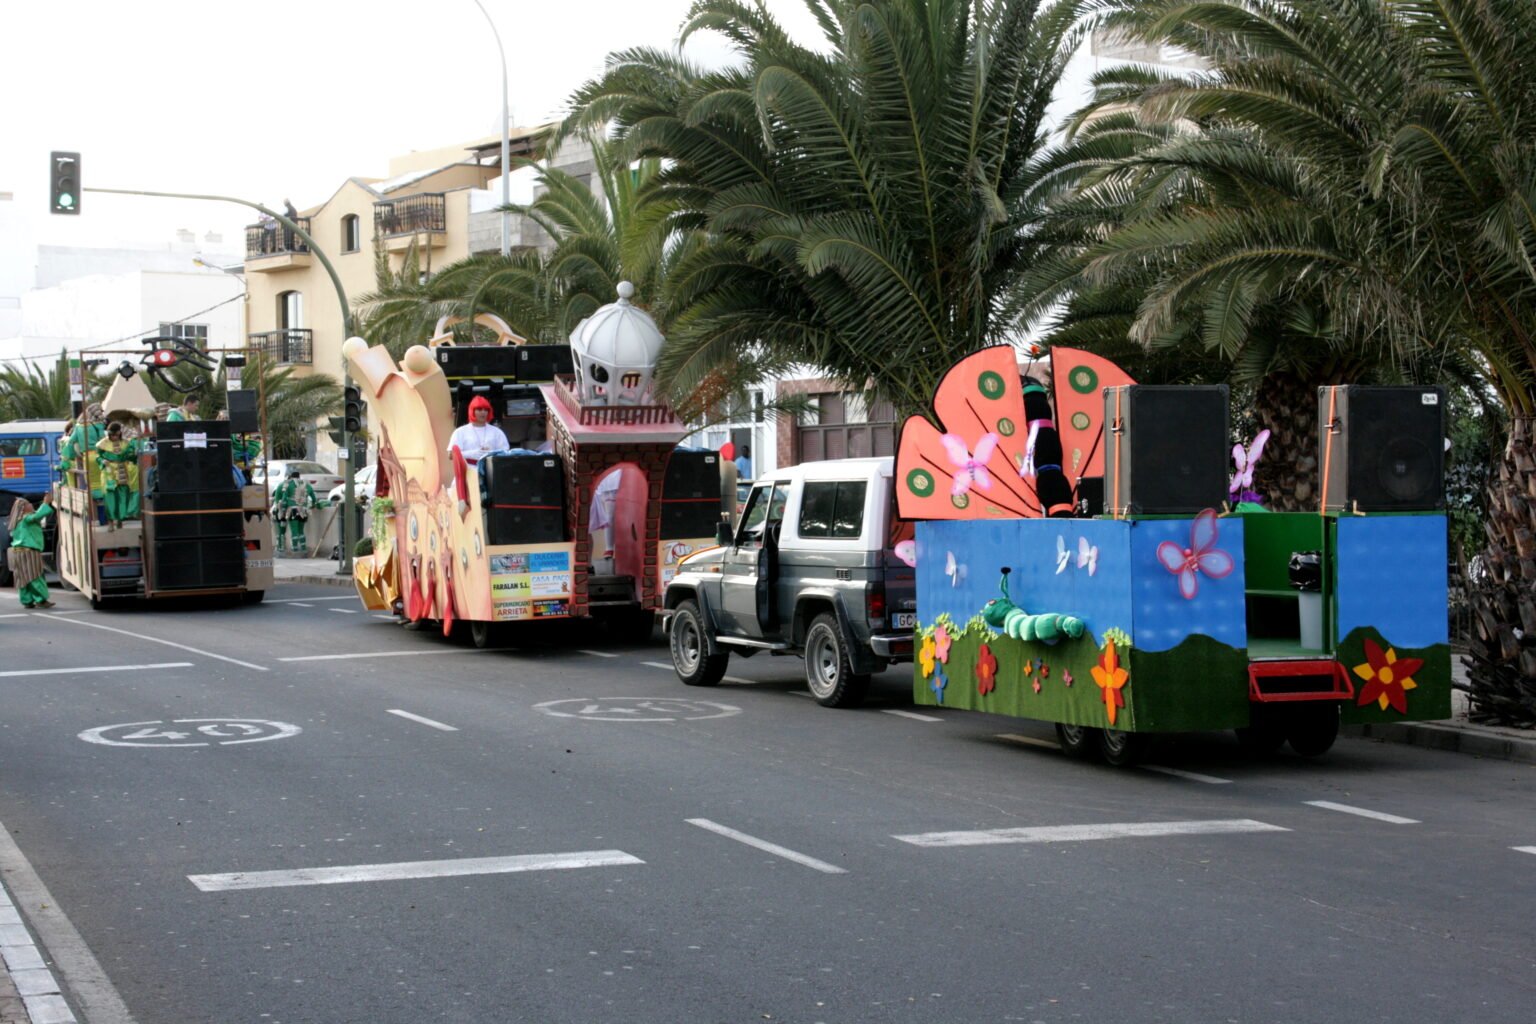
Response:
[0, 292, 246, 367]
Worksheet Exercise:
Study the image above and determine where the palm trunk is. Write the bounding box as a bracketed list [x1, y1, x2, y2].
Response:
[1250, 366, 1355, 512]
[1464, 414, 1536, 726]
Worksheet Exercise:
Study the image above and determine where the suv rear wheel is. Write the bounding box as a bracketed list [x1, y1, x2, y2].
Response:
[804, 613, 870, 708]
[671, 600, 727, 687]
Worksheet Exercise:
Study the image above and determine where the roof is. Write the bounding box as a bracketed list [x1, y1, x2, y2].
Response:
[0, 419, 70, 433]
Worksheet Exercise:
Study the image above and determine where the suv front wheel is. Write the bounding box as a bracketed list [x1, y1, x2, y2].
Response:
[804, 613, 870, 708]
[670, 600, 728, 687]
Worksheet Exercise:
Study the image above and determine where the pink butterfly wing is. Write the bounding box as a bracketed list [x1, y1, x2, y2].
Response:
[969, 464, 993, 491]
[1156, 541, 1190, 575]
[1196, 548, 1235, 579]
[939, 434, 971, 469]
[950, 468, 974, 496]
[1190, 509, 1221, 553]
[1178, 566, 1200, 600]
[973, 432, 999, 464]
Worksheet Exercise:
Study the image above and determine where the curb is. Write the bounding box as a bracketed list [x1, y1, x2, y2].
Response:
[279, 573, 354, 589]
[1343, 720, 1536, 765]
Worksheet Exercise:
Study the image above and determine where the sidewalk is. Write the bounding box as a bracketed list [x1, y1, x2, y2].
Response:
[270, 555, 355, 589]
[1343, 659, 1536, 765]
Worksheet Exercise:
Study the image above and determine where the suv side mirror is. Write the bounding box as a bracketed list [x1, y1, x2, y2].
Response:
[715, 521, 734, 546]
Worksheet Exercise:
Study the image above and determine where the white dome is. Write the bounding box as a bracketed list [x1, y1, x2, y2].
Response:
[569, 281, 665, 406]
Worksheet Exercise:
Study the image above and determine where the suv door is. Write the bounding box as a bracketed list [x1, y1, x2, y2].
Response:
[720, 480, 788, 637]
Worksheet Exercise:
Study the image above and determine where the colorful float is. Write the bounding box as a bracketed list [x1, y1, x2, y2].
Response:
[897, 346, 1451, 762]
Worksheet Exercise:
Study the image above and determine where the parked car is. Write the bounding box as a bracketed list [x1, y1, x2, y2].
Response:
[251, 460, 343, 495]
[328, 464, 378, 505]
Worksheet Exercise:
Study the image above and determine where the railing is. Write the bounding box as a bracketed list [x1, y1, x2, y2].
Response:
[245, 218, 312, 258]
[250, 329, 313, 366]
[374, 193, 446, 238]
[552, 375, 677, 426]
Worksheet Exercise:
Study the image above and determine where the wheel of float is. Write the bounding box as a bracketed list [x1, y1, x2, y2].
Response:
[670, 600, 727, 687]
[1286, 704, 1340, 757]
[242, 590, 265, 605]
[1055, 723, 1099, 758]
[470, 620, 501, 649]
[804, 613, 870, 708]
[1097, 727, 1146, 767]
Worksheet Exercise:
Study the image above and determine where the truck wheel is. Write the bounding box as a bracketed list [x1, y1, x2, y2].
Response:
[470, 620, 502, 649]
[804, 613, 870, 708]
[1097, 727, 1145, 767]
[1285, 705, 1340, 757]
[242, 590, 265, 605]
[1055, 723, 1098, 758]
[670, 600, 727, 687]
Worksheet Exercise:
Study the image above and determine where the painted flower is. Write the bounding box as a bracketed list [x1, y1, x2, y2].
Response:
[1032, 677, 1042, 694]
[935, 624, 952, 664]
[1090, 640, 1129, 726]
[1040, 662, 1050, 679]
[919, 634, 937, 678]
[930, 664, 948, 703]
[1353, 638, 1422, 714]
[976, 644, 998, 696]
[1062, 669, 1074, 687]
[1023, 658, 1036, 677]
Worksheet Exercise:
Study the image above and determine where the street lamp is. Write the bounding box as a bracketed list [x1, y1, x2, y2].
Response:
[470, 0, 512, 257]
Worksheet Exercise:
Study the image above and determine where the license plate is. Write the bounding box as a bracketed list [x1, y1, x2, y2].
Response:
[893, 612, 916, 630]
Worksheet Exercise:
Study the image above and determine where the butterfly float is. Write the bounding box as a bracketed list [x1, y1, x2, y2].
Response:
[1230, 429, 1271, 504]
[1155, 509, 1235, 600]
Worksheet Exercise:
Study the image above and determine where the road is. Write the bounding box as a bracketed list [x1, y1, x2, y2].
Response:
[1, 583, 1533, 1024]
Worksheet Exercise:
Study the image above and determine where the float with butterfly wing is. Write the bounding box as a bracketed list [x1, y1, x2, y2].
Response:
[899, 347, 1451, 764]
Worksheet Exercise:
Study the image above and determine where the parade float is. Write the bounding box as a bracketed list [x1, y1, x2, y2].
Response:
[896, 345, 1451, 762]
[347, 285, 727, 647]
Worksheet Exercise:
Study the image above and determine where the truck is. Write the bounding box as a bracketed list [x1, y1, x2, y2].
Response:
[0, 418, 68, 585]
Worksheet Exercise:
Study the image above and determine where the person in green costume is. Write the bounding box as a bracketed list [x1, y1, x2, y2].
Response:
[271, 465, 324, 555]
[6, 496, 54, 608]
[166, 396, 200, 422]
[94, 421, 140, 528]
[60, 404, 106, 498]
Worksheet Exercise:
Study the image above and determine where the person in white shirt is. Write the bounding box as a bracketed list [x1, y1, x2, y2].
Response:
[448, 396, 509, 512]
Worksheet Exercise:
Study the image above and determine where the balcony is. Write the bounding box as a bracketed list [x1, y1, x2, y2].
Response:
[245, 219, 313, 272]
[250, 329, 313, 366]
[374, 194, 447, 251]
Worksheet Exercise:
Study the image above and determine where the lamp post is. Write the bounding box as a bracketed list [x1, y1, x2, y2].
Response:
[470, 0, 512, 257]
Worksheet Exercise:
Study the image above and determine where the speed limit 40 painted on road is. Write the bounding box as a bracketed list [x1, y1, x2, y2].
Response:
[79, 719, 301, 748]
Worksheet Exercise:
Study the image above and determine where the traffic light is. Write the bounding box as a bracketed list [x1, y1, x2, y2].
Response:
[343, 385, 364, 433]
[50, 151, 80, 214]
[327, 416, 346, 447]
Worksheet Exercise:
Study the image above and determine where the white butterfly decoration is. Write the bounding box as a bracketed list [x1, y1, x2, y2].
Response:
[1230, 428, 1271, 499]
[1076, 535, 1099, 576]
[940, 432, 999, 496]
[1055, 535, 1071, 575]
[944, 550, 967, 588]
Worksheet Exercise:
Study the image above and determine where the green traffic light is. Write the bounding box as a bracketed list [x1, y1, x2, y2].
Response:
[58, 193, 74, 208]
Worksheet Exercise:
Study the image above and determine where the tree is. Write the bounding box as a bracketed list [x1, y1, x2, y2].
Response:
[138, 356, 341, 460]
[0, 354, 75, 421]
[564, 0, 1090, 416]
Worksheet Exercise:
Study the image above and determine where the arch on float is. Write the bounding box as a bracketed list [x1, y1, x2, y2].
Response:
[429, 313, 529, 348]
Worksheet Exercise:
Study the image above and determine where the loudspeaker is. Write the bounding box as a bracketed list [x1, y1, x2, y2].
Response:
[154, 421, 236, 495]
[226, 390, 260, 433]
[1103, 385, 1230, 515]
[1319, 385, 1445, 512]
[516, 345, 574, 383]
[436, 345, 522, 379]
[152, 537, 245, 590]
[483, 452, 566, 545]
[661, 449, 723, 538]
[144, 491, 244, 540]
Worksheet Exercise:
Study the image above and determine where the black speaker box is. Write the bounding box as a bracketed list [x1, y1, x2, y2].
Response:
[154, 421, 236, 494]
[152, 537, 245, 590]
[484, 452, 564, 507]
[145, 491, 244, 540]
[661, 450, 723, 538]
[226, 390, 260, 433]
[436, 345, 522, 379]
[516, 345, 574, 383]
[1319, 385, 1445, 512]
[1102, 385, 1230, 515]
[487, 507, 566, 546]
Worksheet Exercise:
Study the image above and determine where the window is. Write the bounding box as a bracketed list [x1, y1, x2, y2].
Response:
[737, 482, 788, 544]
[278, 290, 304, 330]
[0, 437, 46, 457]
[158, 322, 208, 347]
[751, 390, 765, 423]
[341, 214, 361, 253]
[798, 480, 867, 539]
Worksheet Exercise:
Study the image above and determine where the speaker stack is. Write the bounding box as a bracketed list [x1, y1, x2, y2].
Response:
[661, 450, 723, 539]
[1102, 385, 1230, 516]
[516, 345, 574, 383]
[483, 452, 566, 545]
[1318, 385, 1445, 513]
[226, 389, 260, 433]
[147, 420, 244, 590]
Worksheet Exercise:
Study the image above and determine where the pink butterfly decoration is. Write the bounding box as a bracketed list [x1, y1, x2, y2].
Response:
[894, 539, 918, 568]
[1230, 429, 1271, 500]
[1156, 509, 1236, 600]
[940, 432, 999, 497]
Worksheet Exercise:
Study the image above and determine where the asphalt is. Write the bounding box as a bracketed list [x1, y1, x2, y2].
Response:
[0, 564, 1529, 1019]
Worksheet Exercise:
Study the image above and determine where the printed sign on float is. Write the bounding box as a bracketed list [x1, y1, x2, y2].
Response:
[490, 544, 573, 621]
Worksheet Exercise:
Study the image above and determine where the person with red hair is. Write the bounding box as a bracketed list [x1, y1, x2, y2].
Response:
[448, 395, 509, 513]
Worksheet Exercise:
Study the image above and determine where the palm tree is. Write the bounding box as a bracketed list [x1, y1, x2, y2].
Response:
[0, 354, 75, 421]
[138, 355, 341, 460]
[1031, 0, 1536, 721]
[564, 0, 1090, 417]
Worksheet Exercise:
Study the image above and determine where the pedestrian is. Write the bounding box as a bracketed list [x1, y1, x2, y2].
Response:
[271, 465, 323, 556]
[94, 420, 140, 529]
[734, 443, 752, 480]
[166, 395, 200, 422]
[6, 495, 55, 608]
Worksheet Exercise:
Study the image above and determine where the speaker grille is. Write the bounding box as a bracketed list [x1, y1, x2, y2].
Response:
[483, 453, 566, 545]
[1104, 386, 1230, 515]
[152, 537, 245, 590]
[1320, 386, 1444, 511]
[660, 450, 723, 538]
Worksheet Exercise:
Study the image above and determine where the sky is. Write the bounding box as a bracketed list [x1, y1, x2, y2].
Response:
[0, 0, 824, 263]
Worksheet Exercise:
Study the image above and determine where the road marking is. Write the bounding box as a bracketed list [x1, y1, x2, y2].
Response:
[47, 609, 87, 615]
[1143, 765, 1233, 785]
[0, 816, 136, 1023]
[1303, 800, 1419, 824]
[329, 608, 359, 614]
[0, 613, 32, 619]
[288, 602, 314, 608]
[579, 649, 620, 658]
[723, 675, 756, 685]
[374, 614, 397, 621]
[278, 649, 492, 662]
[789, 690, 814, 699]
[1514, 846, 1536, 856]
[386, 709, 458, 732]
[883, 709, 943, 722]
[267, 596, 359, 604]
[535, 698, 740, 722]
[0, 661, 192, 679]
[79, 719, 301, 748]
[686, 819, 847, 874]
[895, 818, 1288, 848]
[641, 661, 673, 671]
[997, 733, 1061, 750]
[40, 614, 268, 672]
[188, 850, 644, 892]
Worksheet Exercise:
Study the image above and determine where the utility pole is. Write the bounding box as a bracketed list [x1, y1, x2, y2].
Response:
[470, 0, 512, 256]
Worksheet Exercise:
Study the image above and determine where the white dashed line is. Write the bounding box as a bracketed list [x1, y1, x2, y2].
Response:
[329, 608, 359, 614]
[788, 690, 814, 699]
[641, 661, 673, 671]
[41, 615, 268, 672]
[1143, 765, 1233, 785]
[373, 614, 397, 621]
[267, 596, 361, 603]
[1303, 801, 1419, 824]
[895, 818, 1288, 848]
[386, 709, 459, 731]
[188, 850, 644, 892]
[288, 603, 314, 608]
[579, 649, 620, 658]
[686, 818, 847, 874]
[0, 661, 192, 679]
[279, 649, 492, 662]
[1514, 846, 1536, 856]
[723, 675, 755, 685]
[996, 733, 1060, 750]
[883, 709, 943, 722]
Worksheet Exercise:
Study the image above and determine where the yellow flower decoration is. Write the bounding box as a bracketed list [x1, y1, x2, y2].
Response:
[919, 634, 937, 678]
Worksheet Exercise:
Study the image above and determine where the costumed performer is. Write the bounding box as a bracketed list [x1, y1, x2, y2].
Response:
[60, 404, 106, 518]
[94, 420, 141, 528]
[166, 395, 201, 423]
[271, 465, 324, 555]
[6, 496, 55, 608]
[447, 395, 509, 514]
[1020, 360, 1075, 519]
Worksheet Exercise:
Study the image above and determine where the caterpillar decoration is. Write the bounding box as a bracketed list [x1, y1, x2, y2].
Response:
[982, 567, 1085, 643]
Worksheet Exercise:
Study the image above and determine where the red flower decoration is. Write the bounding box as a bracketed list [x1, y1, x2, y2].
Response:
[1353, 638, 1422, 714]
[976, 644, 998, 696]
